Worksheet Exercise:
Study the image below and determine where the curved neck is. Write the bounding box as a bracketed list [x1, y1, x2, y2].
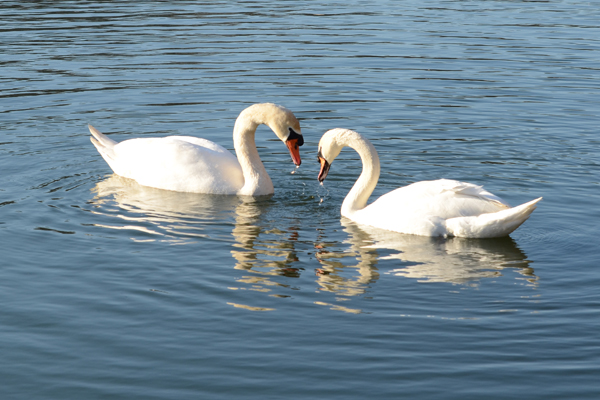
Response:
[233, 109, 274, 196]
[341, 136, 380, 217]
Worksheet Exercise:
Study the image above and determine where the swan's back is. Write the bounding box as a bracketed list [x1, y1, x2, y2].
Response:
[356, 179, 512, 236]
[372, 179, 509, 218]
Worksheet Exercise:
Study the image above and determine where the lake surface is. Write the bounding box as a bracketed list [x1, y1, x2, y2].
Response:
[2, 1, 600, 398]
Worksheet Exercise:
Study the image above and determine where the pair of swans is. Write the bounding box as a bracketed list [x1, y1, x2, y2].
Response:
[89, 103, 541, 238]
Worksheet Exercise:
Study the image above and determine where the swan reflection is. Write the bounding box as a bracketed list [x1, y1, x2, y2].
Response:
[90, 175, 537, 313]
[91, 174, 303, 307]
[336, 218, 537, 285]
[313, 222, 380, 298]
[91, 174, 241, 243]
[230, 200, 302, 284]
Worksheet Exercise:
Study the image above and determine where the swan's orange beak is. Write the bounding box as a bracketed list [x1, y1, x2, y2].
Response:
[318, 156, 330, 182]
[286, 138, 302, 166]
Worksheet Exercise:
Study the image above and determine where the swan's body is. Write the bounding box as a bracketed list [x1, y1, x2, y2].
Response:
[89, 103, 303, 196]
[317, 128, 541, 238]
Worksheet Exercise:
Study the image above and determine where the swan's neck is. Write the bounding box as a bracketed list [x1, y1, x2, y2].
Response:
[341, 136, 380, 217]
[233, 111, 274, 196]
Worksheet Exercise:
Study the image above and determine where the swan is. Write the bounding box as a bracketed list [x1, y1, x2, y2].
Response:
[317, 128, 542, 238]
[89, 103, 304, 196]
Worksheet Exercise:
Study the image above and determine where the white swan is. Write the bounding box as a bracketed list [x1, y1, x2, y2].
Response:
[317, 128, 542, 238]
[89, 103, 304, 196]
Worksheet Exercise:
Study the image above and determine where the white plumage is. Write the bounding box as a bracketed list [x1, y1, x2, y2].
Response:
[89, 103, 303, 196]
[317, 128, 541, 238]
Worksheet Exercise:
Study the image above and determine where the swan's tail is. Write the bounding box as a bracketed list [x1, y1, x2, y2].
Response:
[89, 124, 117, 161]
[446, 197, 542, 238]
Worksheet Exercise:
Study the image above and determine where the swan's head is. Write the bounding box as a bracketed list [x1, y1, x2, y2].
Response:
[285, 126, 304, 167]
[244, 103, 304, 166]
[271, 105, 303, 167]
[317, 128, 351, 182]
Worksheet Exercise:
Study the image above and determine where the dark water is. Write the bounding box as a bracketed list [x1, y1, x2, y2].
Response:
[2, 1, 600, 399]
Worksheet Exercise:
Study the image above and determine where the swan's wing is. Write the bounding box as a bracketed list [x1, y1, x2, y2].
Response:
[107, 136, 244, 194]
[369, 179, 510, 220]
[435, 179, 510, 210]
[172, 136, 233, 154]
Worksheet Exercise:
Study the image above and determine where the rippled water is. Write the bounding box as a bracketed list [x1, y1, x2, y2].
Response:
[2, 1, 600, 399]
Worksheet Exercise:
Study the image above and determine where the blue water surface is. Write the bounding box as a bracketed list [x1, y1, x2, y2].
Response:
[1, 1, 600, 399]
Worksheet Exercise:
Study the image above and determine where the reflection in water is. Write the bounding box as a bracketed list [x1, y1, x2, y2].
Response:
[313, 219, 536, 312]
[91, 174, 303, 310]
[338, 219, 537, 285]
[229, 200, 303, 298]
[313, 223, 380, 298]
[91, 175, 241, 244]
[90, 175, 537, 314]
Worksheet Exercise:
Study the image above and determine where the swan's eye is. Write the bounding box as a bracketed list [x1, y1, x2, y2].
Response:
[288, 128, 304, 146]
